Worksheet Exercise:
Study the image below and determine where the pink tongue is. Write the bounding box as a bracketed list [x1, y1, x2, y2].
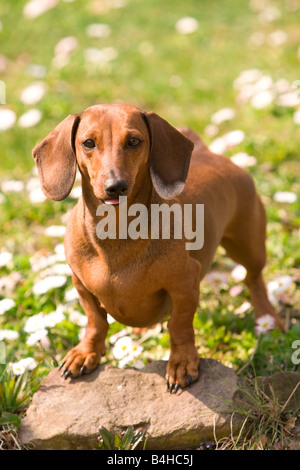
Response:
[105, 199, 119, 205]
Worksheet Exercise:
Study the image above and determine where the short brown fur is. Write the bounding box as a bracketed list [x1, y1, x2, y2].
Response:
[33, 104, 284, 389]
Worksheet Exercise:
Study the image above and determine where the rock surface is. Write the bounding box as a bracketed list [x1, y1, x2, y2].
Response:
[19, 359, 244, 450]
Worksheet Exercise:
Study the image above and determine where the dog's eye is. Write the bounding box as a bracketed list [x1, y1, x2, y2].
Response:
[128, 137, 141, 147]
[83, 139, 95, 149]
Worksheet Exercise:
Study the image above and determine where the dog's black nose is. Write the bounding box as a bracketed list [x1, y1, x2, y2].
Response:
[104, 178, 128, 197]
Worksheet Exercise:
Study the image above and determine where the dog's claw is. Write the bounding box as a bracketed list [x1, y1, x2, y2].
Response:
[61, 367, 67, 377]
[59, 360, 66, 371]
[64, 370, 72, 380]
[174, 383, 180, 394]
[169, 383, 174, 394]
[166, 377, 170, 390]
[80, 365, 87, 376]
[186, 375, 192, 387]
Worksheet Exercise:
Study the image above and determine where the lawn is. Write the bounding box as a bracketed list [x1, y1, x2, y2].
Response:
[0, 0, 300, 450]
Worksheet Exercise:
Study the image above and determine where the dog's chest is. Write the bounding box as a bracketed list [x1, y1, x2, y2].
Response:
[77, 254, 171, 327]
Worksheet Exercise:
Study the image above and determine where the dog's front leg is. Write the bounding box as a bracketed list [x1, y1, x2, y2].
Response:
[166, 257, 201, 393]
[60, 273, 109, 379]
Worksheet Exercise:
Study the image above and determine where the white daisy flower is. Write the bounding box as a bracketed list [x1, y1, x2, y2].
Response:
[0, 272, 22, 296]
[40, 263, 72, 278]
[233, 69, 262, 90]
[24, 312, 45, 333]
[69, 310, 87, 327]
[0, 109, 17, 131]
[26, 329, 49, 347]
[18, 356, 37, 370]
[209, 130, 245, 154]
[0, 298, 16, 315]
[84, 47, 118, 66]
[86, 23, 111, 38]
[18, 109, 42, 128]
[69, 186, 82, 199]
[267, 30, 287, 47]
[112, 336, 133, 359]
[65, 287, 79, 302]
[44, 225, 66, 237]
[293, 109, 300, 125]
[277, 92, 299, 107]
[11, 362, 26, 376]
[205, 271, 229, 287]
[273, 191, 297, 203]
[255, 314, 276, 335]
[28, 186, 47, 203]
[234, 301, 251, 315]
[230, 152, 257, 168]
[43, 307, 65, 328]
[23, 0, 58, 19]
[251, 90, 274, 109]
[268, 275, 294, 294]
[175, 17, 199, 35]
[204, 123, 219, 138]
[54, 36, 78, 56]
[33, 275, 67, 295]
[0, 251, 12, 267]
[20, 82, 47, 105]
[211, 108, 235, 125]
[0, 329, 19, 341]
[1, 180, 24, 193]
[231, 264, 247, 282]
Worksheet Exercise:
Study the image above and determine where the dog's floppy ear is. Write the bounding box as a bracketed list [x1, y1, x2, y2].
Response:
[143, 112, 194, 200]
[33, 114, 80, 201]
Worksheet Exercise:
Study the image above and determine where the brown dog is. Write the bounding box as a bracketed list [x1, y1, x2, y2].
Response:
[33, 103, 284, 392]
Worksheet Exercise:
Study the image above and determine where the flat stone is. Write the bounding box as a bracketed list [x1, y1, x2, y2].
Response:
[19, 359, 244, 450]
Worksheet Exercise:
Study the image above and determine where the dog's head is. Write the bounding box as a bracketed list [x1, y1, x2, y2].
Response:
[33, 104, 194, 204]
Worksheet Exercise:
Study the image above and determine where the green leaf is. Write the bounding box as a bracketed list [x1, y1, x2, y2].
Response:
[0, 411, 21, 427]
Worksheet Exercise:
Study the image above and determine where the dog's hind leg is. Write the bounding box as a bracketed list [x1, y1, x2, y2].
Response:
[220, 196, 286, 331]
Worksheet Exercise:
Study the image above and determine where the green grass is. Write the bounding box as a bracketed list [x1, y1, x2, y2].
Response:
[0, 0, 300, 450]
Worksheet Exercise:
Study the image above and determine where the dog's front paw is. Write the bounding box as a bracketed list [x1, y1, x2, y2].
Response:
[166, 346, 200, 393]
[59, 341, 103, 380]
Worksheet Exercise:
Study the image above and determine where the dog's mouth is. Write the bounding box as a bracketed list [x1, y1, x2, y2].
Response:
[103, 198, 120, 206]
